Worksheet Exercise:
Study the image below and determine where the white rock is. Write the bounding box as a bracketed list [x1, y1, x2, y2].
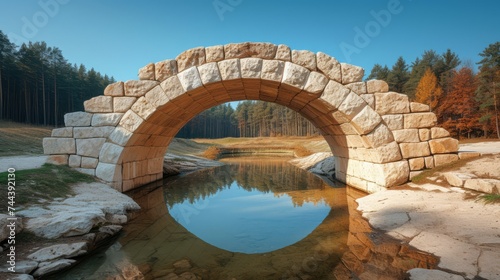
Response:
[43, 138, 75, 154]
[0, 260, 38, 274]
[409, 231, 480, 279]
[7, 275, 35, 280]
[51, 127, 73, 137]
[113, 96, 137, 113]
[282, 62, 310, 89]
[104, 81, 124, 96]
[99, 142, 124, 164]
[28, 242, 87, 262]
[83, 95, 113, 113]
[33, 259, 75, 277]
[316, 52, 341, 82]
[407, 268, 465, 280]
[478, 249, 500, 279]
[443, 172, 476, 187]
[464, 178, 500, 194]
[91, 113, 123, 126]
[288, 152, 333, 170]
[73, 126, 114, 139]
[75, 138, 106, 158]
[64, 111, 92, 127]
[95, 162, 122, 182]
[19, 183, 139, 239]
[375, 92, 410, 115]
[291, 50, 316, 71]
[340, 63, 364, 84]
[0, 214, 22, 243]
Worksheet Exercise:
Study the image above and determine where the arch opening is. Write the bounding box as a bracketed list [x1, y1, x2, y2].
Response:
[42, 42, 460, 193]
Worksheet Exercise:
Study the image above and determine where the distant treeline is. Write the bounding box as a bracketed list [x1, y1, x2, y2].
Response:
[0, 31, 114, 126]
[367, 43, 500, 139]
[177, 101, 318, 138]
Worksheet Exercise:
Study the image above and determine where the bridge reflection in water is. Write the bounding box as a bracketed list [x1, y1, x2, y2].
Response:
[50, 158, 437, 280]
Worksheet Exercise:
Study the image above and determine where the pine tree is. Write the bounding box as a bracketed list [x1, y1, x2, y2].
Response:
[366, 64, 390, 81]
[387, 57, 409, 92]
[415, 68, 443, 111]
[476, 42, 500, 138]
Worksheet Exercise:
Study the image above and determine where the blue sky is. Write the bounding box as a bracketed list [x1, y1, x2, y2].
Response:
[1, 0, 499, 82]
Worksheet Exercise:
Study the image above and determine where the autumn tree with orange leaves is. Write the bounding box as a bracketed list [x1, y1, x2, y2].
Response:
[437, 66, 480, 138]
[414, 68, 443, 111]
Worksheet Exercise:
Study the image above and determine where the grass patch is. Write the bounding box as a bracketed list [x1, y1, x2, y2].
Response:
[477, 194, 500, 204]
[201, 146, 222, 160]
[0, 121, 52, 156]
[0, 163, 96, 206]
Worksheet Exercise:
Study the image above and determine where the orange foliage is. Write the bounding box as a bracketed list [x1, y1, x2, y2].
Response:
[415, 68, 443, 110]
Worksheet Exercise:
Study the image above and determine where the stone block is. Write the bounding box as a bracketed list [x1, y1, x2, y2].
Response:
[444, 172, 476, 187]
[113, 96, 137, 113]
[108, 126, 133, 146]
[366, 79, 389, 93]
[392, 129, 420, 143]
[433, 154, 459, 167]
[51, 127, 73, 137]
[99, 142, 124, 164]
[382, 114, 404, 130]
[124, 80, 159, 97]
[316, 52, 341, 82]
[73, 126, 114, 138]
[338, 91, 366, 119]
[138, 63, 155, 80]
[431, 127, 451, 139]
[104, 81, 124, 96]
[382, 160, 410, 187]
[362, 123, 394, 148]
[64, 111, 92, 127]
[360, 93, 375, 108]
[320, 80, 351, 110]
[375, 92, 410, 115]
[399, 142, 431, 158]
[261, 60, 285, 82]
[81, 157, 99, 169]
[43, 138, 76, 154]
[410, 102, 430, 112]
[177, 66, 203, 92]
[458, 152, 481, 160]
[409, 157, 425, 171]
[95, 162, 122, 182]
[155, 59, 178, 82]
[275, 44, 291, 61]
[198, 62, 222, 85]
[91, 113, 123, 127]
[345, 82, 367, 95]
[119, 110, 144, 133]
[429, 138, 459, 154]
[340, 63, 364, 84]
[281, 62, 310, 89]
[464, 179, 500, 194]
[351, 106, 382, 134]
[291, 50, 316, 71]
[68, 155, 81, 167]
[46, 154, 69, 165]
[404, 112, 437, 129]
[218, 59, 241, 80]
[419, 129, 430, 141]
[84, 95, 113, 113]
[223, 42, 277, 59]
[373, 141, 403, 163]
[176, 46, 206, 72]
[76, 138, 106, 158]
[205, 45, 224, 62]
[303, 71, 328, 94]
[424, 156, 434, 169]
[240, 58, 263, 78]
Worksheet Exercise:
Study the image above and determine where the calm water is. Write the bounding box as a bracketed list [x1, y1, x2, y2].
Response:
[49, 157, 438, 280]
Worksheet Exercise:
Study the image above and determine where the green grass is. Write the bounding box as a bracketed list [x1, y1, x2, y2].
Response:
[477, 194, 500, 204]
[0, 163, 96, 206]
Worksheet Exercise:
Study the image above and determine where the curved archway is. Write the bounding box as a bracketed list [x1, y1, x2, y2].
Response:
[43, 42, 459, 193]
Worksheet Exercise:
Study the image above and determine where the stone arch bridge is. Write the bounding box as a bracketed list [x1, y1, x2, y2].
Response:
[43, 42, 459, 193]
